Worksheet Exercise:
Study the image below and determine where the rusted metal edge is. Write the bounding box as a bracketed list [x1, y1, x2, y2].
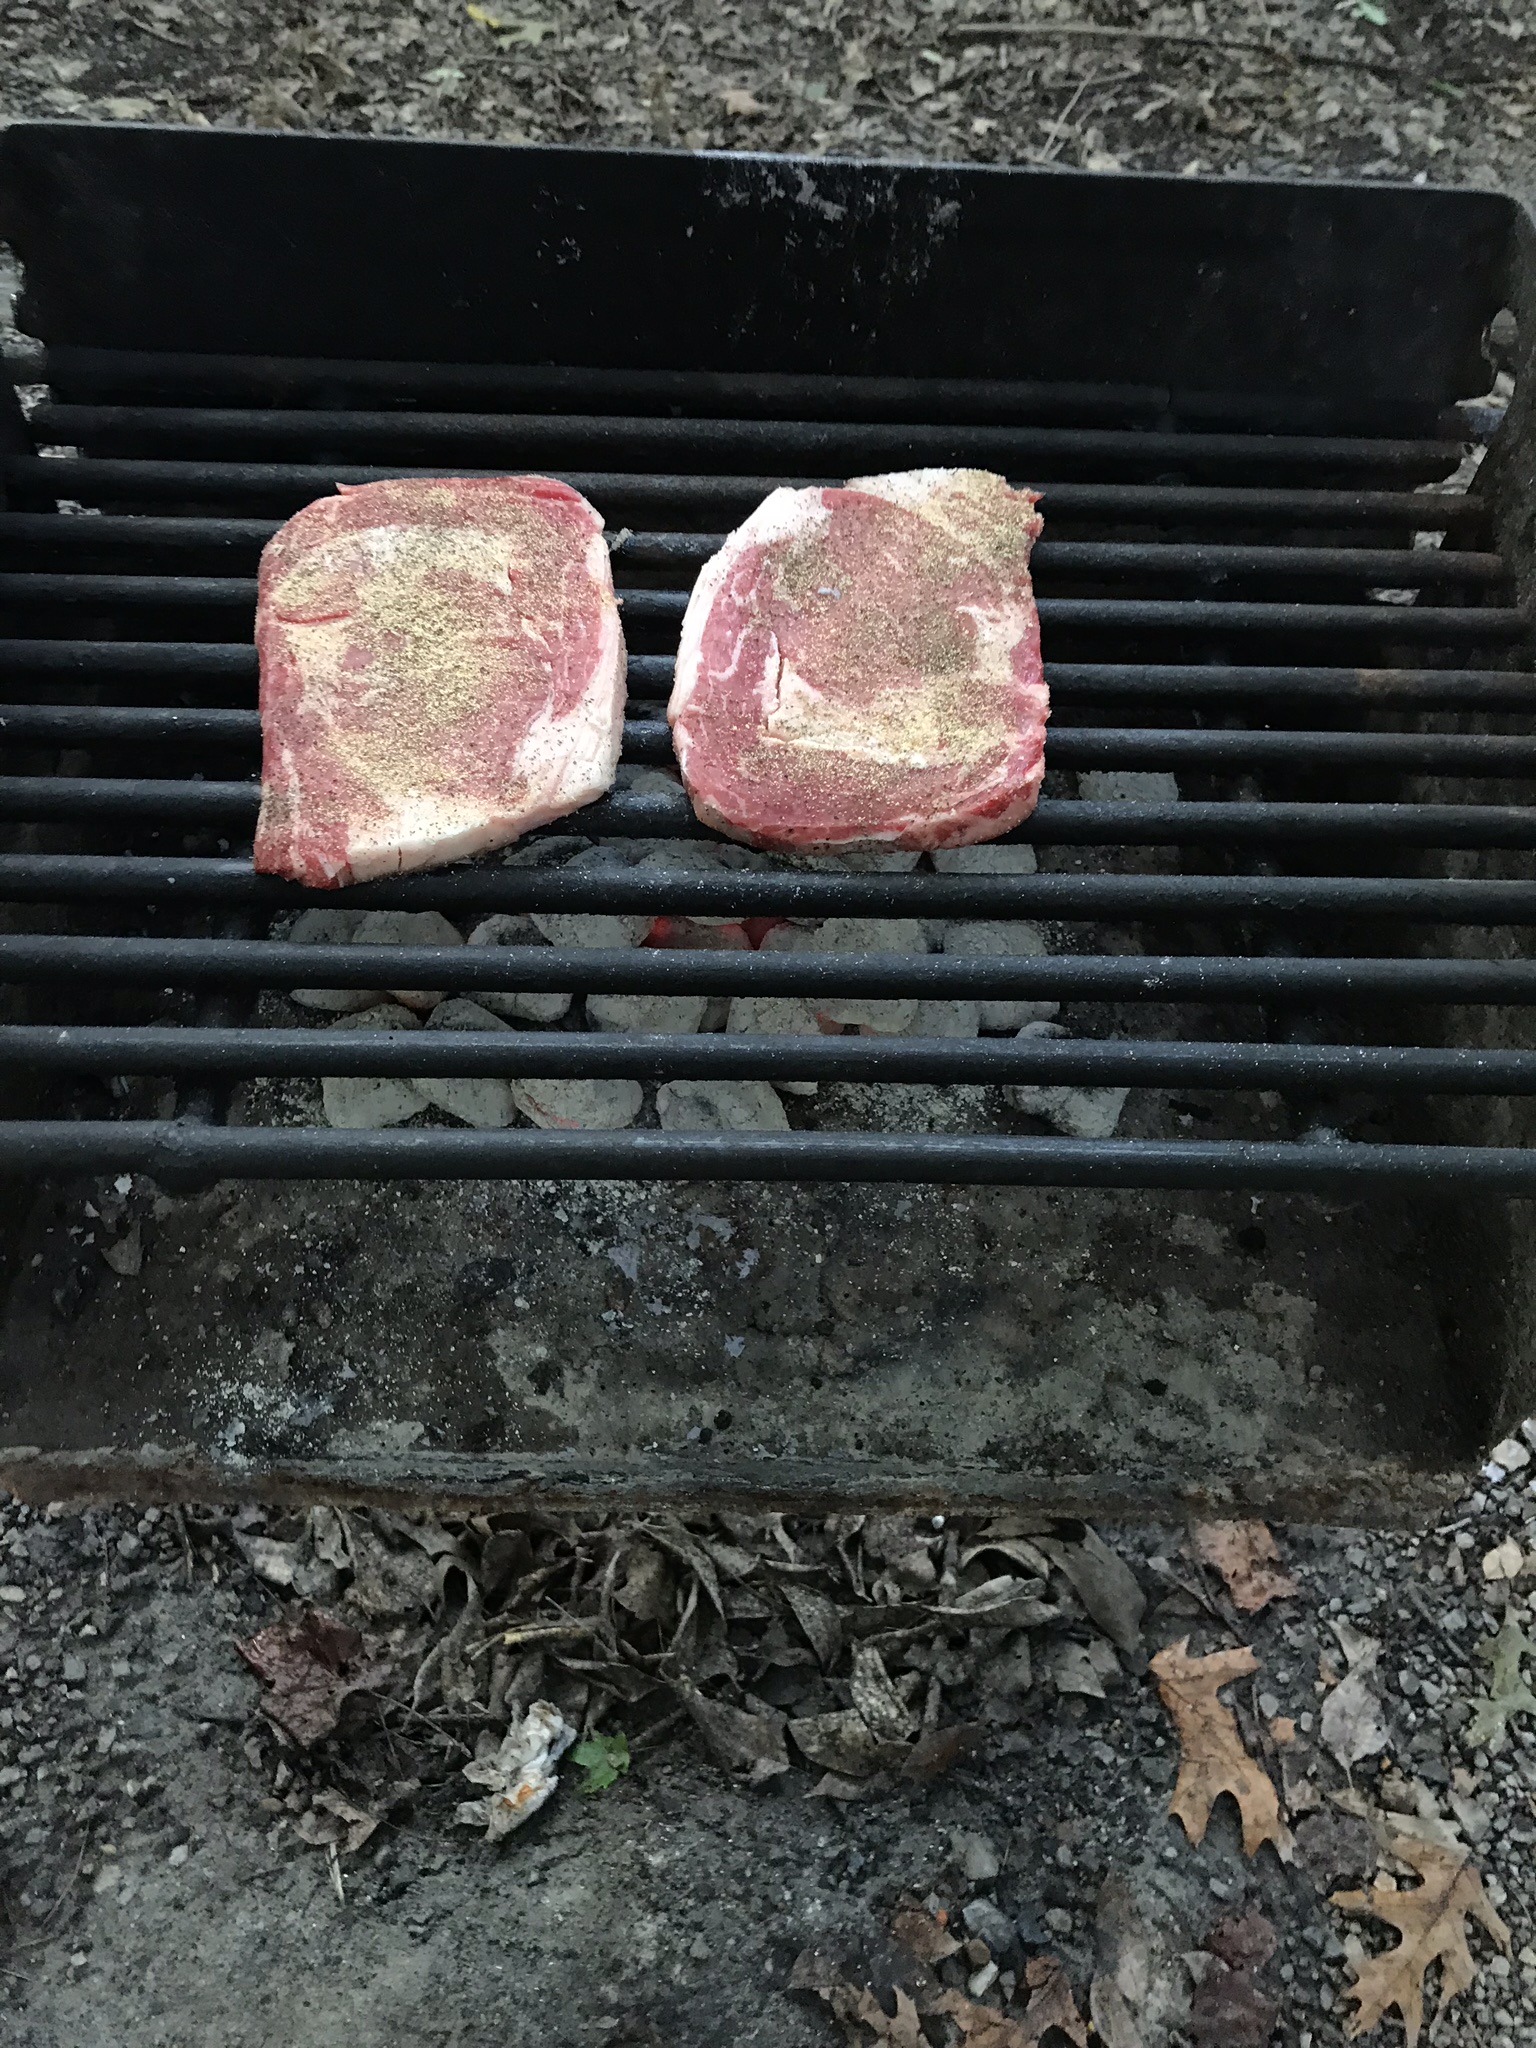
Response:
[0, 1442, 1462, 1527]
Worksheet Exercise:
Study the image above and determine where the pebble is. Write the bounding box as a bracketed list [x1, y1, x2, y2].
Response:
[950, 1829, 1001, 1883]
[725, 994, 823, 1096]
[940, 921, 1058, 1032]
[353, 909, 463, 1012]
[285, 907, 379, 1012]
[417, 1000, 518, 1129]
[655, 1080, 789, 1133]
[962, 1897, 1017, 1957]
[61, 1654, 86, 1684]
[465, 915, 572, 1023]
[1043, 1907, 1074, 1936]
[1005, 1081, 1130, 1139]
[509, 1076, 643, 1132]
[321, 1004, 427, 1130]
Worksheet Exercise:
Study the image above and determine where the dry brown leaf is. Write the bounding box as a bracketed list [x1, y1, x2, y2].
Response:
[1189, 1520, 1297, 1613]
[1149, 1637, 1293, 1861]
[1330, 1834, 1511, 2045]
[891, 1898, 961, 1964]
[926, 1992, 1020, 2046]
[234, 1608, 393, 1747]
[789, 1953, 924, 2047]
[294, 1787, 379, 1855]
[1018, 1954, 1091, 2047]
[926, 1963, 1087, 2048]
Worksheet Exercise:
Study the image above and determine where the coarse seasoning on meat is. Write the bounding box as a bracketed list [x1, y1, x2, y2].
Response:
[253, 475, 625, 888]
[668, 467, 1046, 853]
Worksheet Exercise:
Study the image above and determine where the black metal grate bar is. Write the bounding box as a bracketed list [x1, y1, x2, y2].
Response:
[33, 403, 1467, 483]
[3, 778, 1533, 848]
[0, 855, 1532, 924]
[0, 516, 1506, 589]
[3, 934, 1535, 1004]
[1, 573, 1515, 644]
[38, 344, 1456, 435]
[4, 1023, 1534, 1094]
[5, 701, 1535, 779]
[1, 644, 1526, 711]
[1, 1121, 1534, 1191]
[9, 458, 1495, 531]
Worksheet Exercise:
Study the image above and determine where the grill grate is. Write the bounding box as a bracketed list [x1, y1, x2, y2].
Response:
[0, 324, 1532, 1187]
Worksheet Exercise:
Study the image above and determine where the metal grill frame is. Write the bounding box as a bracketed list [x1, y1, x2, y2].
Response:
[0, 123, 1530, 1200]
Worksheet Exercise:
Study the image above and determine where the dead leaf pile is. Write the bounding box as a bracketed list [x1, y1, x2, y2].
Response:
[231, 1501, 1148, 1830]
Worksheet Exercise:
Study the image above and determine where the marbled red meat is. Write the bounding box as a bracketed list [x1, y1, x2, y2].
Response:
[668, 467, 1046, 854]
[253, 475, 625, 888]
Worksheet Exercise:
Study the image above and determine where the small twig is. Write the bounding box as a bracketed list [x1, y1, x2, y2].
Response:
[466, 1619, 596, 1663]
[326, 1840, 344, 1906]
[172, 1502, 195, 1584]
[16, 1833, 90, 1951]
[947, 21, 1405, 78]
[123, 8, 193, 46]
[628, 1705, 688, 1757]
[1030, 70, 1095, 166]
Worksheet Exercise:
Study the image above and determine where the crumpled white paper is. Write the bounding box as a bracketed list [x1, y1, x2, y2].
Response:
[454, 1699, 578, 1841]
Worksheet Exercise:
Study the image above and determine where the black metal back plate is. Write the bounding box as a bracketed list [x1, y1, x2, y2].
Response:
[0, 122, 1515, 408]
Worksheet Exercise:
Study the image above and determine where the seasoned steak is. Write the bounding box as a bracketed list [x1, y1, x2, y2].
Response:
[668, 467, 1046, 854]
[254, 475, 625, 887]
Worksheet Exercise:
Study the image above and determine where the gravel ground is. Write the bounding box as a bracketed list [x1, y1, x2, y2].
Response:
[4, 1471, 1536, 2046]
[3, 2, 1536, 2044]
[0, 0, 1533, 196]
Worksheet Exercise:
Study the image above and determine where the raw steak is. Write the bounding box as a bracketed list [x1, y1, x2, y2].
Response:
[254, 475, 625, 887]
[668, 467, 1046, 853]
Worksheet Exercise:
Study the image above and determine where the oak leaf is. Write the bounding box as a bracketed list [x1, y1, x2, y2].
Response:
[1149, 1637, 1293, 1860]
[1190, 1520, 1297, 1613]
[1018, 1954, 1091, 2047]
[1330, 1834, 1511, 2044]
[788, 1953, 923, 2047]
[1464, 1613, 1536, 1754]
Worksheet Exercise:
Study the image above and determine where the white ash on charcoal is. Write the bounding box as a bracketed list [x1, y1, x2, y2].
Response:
[1006, 1079, 1130, 1140]
[465, 913, 572, 1023]
[320, 1002, 427, 1130]
[726, 993, 824, 1095]
[655, 1078, 791, 1132]
[1077, 770, 1180, 804]
[352, 908, 463, 1013]
[931, 842, 1038, 875]
[418, 999, 518, 1130]
[941, 920, 1059, 1032]
[763, 917, 929, 1035]
[910, 998, 981, 1039]
[587, 990, 711, 1033]
[529, 907, 650, 950]
[509, 1074, 643, 1131]
[283, 907, 382, 1013]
